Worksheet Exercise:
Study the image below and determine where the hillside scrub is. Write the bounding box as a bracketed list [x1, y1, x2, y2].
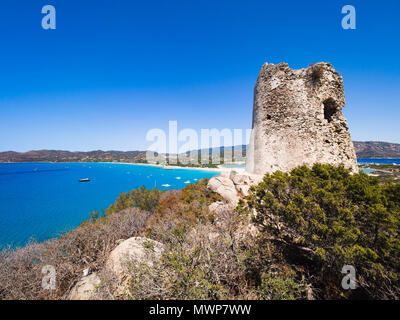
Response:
[145, 179, 223, 240]
[106, 196, 304, 300]
[238, 164, 400, 299]
[97, 179, 306, 300]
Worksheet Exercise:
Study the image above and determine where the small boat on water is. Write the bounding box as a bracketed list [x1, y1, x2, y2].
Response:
[161, 184, 171, 187]
[184, 180, 190, 184]
[79, 178, 90, 182]
[176, 177, 181, 180]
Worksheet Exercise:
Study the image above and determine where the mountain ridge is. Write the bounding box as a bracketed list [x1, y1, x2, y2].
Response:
[0, 141, 399, 162]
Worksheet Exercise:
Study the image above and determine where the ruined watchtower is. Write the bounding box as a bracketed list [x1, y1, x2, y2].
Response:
[246, 62, 358, 174]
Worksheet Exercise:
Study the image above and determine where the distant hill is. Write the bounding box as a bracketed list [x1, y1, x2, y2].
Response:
[208, 142, 400, 160]
[353, 141, 400, 158]
[0, 150, 148, 163]
[204, 142, 400, 159]
[0, 141, 399, 163]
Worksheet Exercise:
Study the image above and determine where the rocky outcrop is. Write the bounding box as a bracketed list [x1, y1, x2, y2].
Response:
[207, 176, 239, 204]
[67, 272, 101, 300]
[246, 62, 358, 175]
[105, 237, 164, 280]
[68, 237, 163, 300]
[207, 170, 263, 204]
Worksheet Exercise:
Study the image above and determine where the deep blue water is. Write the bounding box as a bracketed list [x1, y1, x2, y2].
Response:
[358, 159, 400, 165]
[0, 163, 218, 247]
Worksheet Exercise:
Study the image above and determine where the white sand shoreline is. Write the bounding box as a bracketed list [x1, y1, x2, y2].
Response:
[100, 162, 232, 173]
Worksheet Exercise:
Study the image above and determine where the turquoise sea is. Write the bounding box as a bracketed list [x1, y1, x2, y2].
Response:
[0, 163, 218, 247]
[359, 168, 376, 173]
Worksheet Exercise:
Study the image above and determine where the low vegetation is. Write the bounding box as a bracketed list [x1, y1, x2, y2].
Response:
[107, 186, 163, 214]
[238, 164, 400, 299]
[0, 165, 399, 300]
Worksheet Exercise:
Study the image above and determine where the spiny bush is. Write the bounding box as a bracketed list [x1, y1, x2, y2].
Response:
[239, 163, 400, 299]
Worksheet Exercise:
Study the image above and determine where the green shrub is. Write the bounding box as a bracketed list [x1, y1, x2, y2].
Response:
[258, 271, 301, 300]
[241, 164, 400, 299]
[107, 186, 163, 214]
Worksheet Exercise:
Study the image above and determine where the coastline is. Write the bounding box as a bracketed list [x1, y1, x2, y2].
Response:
[0, 161, 224, 172]
[97, 162, 230, 173]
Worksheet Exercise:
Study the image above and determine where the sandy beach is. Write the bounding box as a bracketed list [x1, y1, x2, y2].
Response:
[102, 162, 236, 174]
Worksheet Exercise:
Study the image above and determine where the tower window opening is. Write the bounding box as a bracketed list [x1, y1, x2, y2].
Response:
[323, 98, 338, 123]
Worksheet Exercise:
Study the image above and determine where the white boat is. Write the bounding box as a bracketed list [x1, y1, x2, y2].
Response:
[184, 180, 190, 184]
[193, 179, 198, 181]
[176, 177, 181, 180]
[161, 184, 171, 187]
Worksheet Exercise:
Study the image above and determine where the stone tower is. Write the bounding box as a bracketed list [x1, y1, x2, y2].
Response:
[246, 62, 358, 175]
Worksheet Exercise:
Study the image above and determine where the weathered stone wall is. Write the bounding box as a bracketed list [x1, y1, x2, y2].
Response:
[246, 62, 358, 175]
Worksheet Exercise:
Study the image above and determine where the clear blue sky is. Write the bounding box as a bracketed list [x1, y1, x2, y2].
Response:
[0, 0, 399, 151]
